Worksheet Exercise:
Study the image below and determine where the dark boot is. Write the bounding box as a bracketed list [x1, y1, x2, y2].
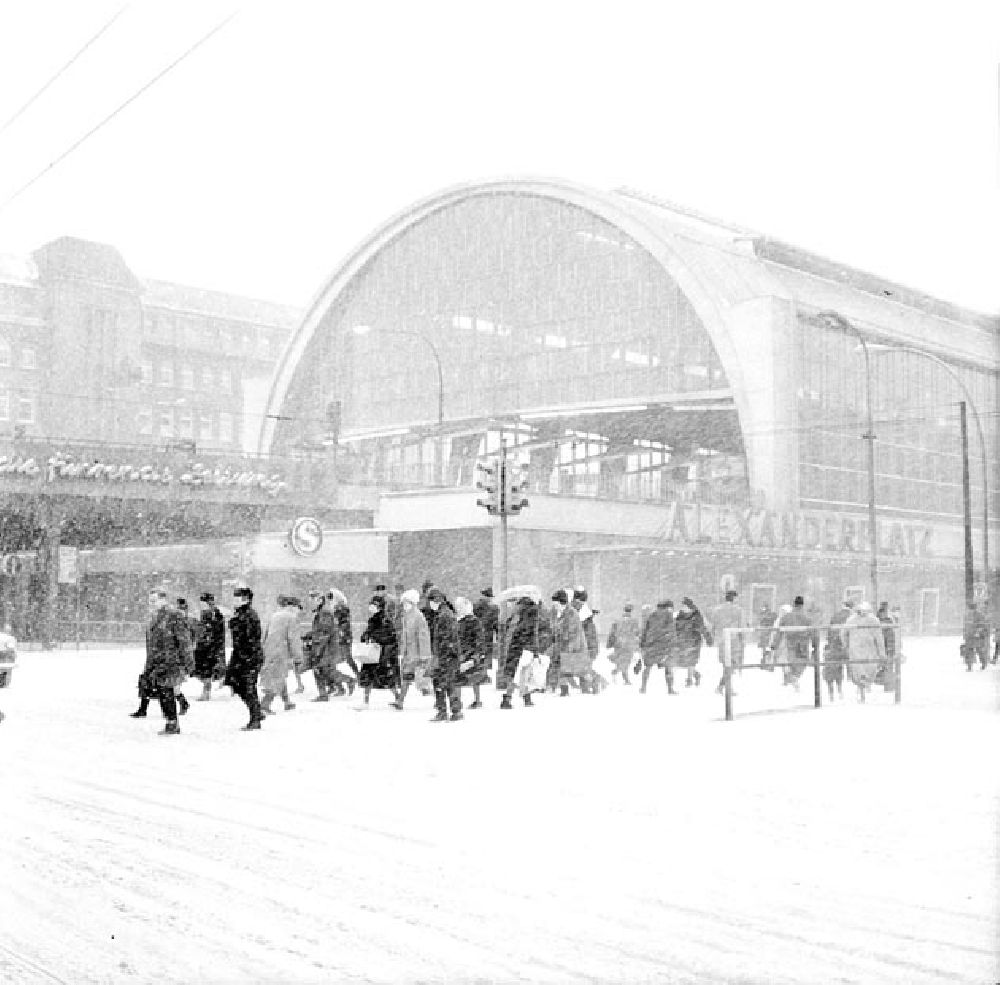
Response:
[522, 692, 533, 707]
[130, 703, 149, 718]
[158, 720, 180, 736]
[176, 692, 190, 716]
[559, 683, 570, 697]
[431, 710, 449, 722]
[500, 694, 513, 709]
[241, 720, 262, 730]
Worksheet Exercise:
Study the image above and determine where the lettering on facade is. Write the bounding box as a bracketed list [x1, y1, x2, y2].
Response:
[663, 503, 933, 557]
[39, 453, 287, 497]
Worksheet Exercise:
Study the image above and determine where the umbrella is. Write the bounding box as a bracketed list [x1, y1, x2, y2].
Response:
[497, 584, 542, 604]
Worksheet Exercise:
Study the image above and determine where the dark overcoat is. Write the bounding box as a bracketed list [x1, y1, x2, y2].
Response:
[142, 607, 193, 691]
[194, 605, 226, 681]
[225, 604, 264, 688]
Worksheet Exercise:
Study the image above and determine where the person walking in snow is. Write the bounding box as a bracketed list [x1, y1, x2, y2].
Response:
[823, 598, 853, 701]
[709, 589, 746, 694]
[259, 595, 302, 716]
[572, 587, 604, 692]
[845, 601, 885, 702]
[639, 599, 677, 694]
[194, 592, 226, 701]
[674, 597, 708, 687]
[607, 602, 641, 684]
[772, 596, 816, 691]
[391, 588, 432, 709]
[552, 589, 593, 697]
[454, 596, 488, 708]
[427, 588, 463, 722]
[132, 588, 192, 735]
[225, 586, 265, 730]
[358, 594, 400, 707]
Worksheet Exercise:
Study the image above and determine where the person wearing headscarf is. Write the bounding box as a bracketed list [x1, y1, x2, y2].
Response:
[259, 595, 303, 715]
[845, 601, 886, 702]
[194, 591, 226, 701]
[358, 593, 400, 706]
[606, 602, 641, 685]
[225, 586, 265, 730]
[454, 596, 487, 708]
[427, 588, 463, 721]
[674, 597, 708, 687]
[391, 588, 432, 709]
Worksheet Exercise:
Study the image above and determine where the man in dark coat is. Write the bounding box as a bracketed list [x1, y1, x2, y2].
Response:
[131, 588, 193, 735]
[639, 599, 677, 694]
[225, 586, 265, 730]
[194, 592, 226, 700]
[473, 587, 499, 667]
[308, 589, 346, 700]
[427, 588, 463, 721]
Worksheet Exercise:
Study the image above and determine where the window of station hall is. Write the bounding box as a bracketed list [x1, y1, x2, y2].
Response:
[796, 317, 998, 521]
[296, 194, 731, 434]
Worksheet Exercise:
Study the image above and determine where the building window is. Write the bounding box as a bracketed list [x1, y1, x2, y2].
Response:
[181, 366, 195, 390]
[179, 413, 194, 438]
[0, 340, 10, 367]
[218, 412, 233, 443]
[137, 408, 152, 435]
[158, 363, 173, 387]
[0, 392, 8, 420]
[16, 397, 34, 423]
[220, 368, 232, 392]
[140, 360, 153, 385]
[20, 348, 35, 371]
[199, 414, 213, 442]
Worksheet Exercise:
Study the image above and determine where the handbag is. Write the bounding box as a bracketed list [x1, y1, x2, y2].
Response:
[358, 640, 381, 665]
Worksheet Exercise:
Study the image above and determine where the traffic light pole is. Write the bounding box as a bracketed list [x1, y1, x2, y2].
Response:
[499, 441, 509, 591]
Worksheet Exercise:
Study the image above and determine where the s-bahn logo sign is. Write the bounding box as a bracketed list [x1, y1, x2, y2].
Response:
[289, 517, 323, 557]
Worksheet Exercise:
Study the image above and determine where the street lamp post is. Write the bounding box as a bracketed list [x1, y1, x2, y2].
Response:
[819, 311, 879, 606]
[866, 343, 990, 600]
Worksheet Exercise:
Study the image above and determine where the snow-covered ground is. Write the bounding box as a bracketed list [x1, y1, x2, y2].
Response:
[0, 638, 996, 985]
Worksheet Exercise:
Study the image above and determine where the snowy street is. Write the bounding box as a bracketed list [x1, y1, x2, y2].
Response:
[1, 639, 997, 985]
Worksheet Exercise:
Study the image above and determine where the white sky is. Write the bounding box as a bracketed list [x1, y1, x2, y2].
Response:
[0, 0, 998, 313]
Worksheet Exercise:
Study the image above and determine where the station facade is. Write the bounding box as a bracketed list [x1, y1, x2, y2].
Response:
[260, 178, 999, 630]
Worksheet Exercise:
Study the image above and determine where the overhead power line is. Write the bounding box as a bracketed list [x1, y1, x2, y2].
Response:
[0, 3, 132, 140]
[0, 8, 240, 217]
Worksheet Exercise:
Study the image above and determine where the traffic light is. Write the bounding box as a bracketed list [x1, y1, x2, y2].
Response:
[476, 459, 501, 515]
[504, 464, 530, 514]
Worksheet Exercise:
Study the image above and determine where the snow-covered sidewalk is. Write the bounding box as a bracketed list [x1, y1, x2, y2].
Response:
[0, 637, 996, 984]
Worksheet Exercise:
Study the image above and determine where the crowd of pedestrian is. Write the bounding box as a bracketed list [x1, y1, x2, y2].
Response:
[131, 578, 995, 736]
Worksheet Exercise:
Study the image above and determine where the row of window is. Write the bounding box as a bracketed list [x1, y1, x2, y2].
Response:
[135, 408, 236, 443]
[144, 311, 276, 359]
[139, 361, 235, 392]
[0, 393, 35, 423]
[0, 340, 36, 370]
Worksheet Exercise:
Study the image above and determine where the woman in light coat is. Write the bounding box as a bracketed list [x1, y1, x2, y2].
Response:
[260, 595, 304, 714]
[845, 601, 886, 703]
[391, 589, 432, 709]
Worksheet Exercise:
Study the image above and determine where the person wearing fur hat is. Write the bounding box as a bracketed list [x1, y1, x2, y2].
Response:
[391, 588, 432, 709]
[358, 593, 399, 707]
[426, 588, 463, 721]
[194, 592, 226, 701]
[606, 602, 641, 685]
[224, 586, 265, 730]
[454, 596, 488, 708]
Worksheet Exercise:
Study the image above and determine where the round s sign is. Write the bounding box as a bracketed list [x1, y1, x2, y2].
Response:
[289, 516, 323, 557]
